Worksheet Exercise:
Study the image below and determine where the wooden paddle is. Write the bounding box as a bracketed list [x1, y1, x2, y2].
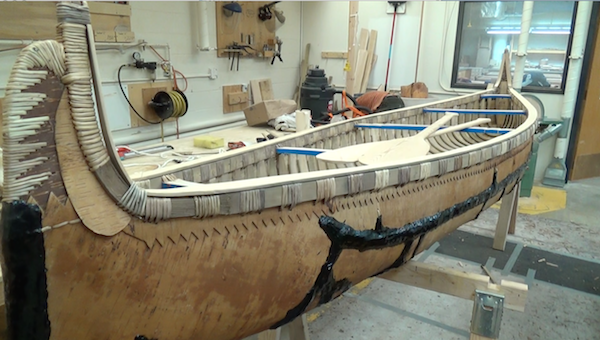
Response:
[357, 112, 459, 165]
[316, 116, 491, 164]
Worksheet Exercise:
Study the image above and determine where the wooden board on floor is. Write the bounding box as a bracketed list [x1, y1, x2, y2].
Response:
[127, 81, 174, 127]
[223, 84, 249, 113]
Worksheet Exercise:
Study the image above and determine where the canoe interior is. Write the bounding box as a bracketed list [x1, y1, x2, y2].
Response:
[133, 92, 528, 189]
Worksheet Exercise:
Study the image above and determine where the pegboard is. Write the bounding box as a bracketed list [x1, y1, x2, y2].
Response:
[215, 1, 277, 58]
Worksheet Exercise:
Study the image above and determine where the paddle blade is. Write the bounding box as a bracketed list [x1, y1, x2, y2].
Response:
[358, 138, 430, 165]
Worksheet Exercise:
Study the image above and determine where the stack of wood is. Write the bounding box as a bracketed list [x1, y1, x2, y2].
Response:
[400, 82, 429, 98]
[347, 28, 378, 96]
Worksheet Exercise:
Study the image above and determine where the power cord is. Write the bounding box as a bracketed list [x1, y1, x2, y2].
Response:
[117, 64, 163, 125]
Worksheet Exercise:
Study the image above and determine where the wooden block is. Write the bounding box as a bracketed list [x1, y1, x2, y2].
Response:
[412, 82, 429, 98]
[321, 51, 348, 59]
[228, 91, 248, 105]
[401, 84, 412, 98]
[88, 2, 132, 16]
[94, 30, 116, 42]
[127, 81, 174, 127]
[259, 79, 274, 101]
[223, 85, 248, 114]
[263, 50, 274, 58]
[378, 261, 528, 312]
[116, 31, 135, 43]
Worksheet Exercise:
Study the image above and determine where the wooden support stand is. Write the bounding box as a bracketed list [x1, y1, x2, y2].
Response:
[255, 181, 525, 340]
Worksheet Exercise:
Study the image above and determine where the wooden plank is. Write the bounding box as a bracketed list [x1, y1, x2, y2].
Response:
[345, 1, 359, 93]
[508, 181, 519, 235]
[352, 49, 368, 94]
[0, 2, 58, 40]
[378, 261, 528, 312]
[347, 28, 369, 95]
[88, 2, 131, 16]
[90, 13, 131, 32]
[223, 85, 248, 114]
[493, 183, 518, 251]
[360, 30, 378, 93]
[288, 314, 310, 340]
[228, 92, 248, 105]
[250, 79, 263, 104]
[321, 51, 348, 59]
[257, 329, 281, 340]
[127, 81, 174, 127]
[259, 79, 274, 101]
[0, 2, 131, 40]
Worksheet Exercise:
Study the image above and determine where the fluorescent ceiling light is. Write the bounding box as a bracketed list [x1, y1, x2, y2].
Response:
[531, 29, 571, 34]
[487, 30, 521, 34]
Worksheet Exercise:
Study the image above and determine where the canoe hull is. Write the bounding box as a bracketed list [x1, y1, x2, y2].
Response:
[15, 139, 530, 340]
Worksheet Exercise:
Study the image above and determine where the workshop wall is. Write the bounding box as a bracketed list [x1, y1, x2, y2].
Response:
[301, 1, 589, 182]
[0, 1, 302, 145]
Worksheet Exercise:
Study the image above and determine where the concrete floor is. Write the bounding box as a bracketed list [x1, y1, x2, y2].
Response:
[251, 177, 600, 340]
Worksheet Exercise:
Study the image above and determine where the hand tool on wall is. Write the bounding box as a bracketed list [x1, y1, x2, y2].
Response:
[225, 42, 256, 71]
[271, 37, 283, 65]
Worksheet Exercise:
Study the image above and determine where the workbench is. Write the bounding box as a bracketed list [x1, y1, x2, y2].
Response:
[121, 124, 290, 179]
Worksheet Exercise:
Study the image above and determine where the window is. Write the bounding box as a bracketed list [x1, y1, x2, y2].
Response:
[451, 1, 578, 93]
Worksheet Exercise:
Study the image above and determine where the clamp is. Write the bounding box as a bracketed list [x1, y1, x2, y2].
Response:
[271, 37, 283, 65]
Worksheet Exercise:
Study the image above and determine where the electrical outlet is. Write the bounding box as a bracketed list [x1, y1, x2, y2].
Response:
[386, 2, 406, 14]
[209, 68, 218, 80]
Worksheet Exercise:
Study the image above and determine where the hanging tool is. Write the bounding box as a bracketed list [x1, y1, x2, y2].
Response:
[384, 1, 404, 91]
[225, 42, 256, 71]
[258, 1, 280, 21]
[271, 37, 283, 65]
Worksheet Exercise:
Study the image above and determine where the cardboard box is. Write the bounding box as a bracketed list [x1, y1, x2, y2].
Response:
[243, 99, 297, 126]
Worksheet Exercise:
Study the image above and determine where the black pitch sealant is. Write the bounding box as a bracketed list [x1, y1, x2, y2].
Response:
[271, 161, 528, 328]
[1, 201, 51, 340]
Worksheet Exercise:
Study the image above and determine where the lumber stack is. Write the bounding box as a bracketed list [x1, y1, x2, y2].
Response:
[347, 28, 378, 96]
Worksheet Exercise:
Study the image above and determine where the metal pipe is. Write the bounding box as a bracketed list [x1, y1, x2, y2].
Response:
[512, 1, 533, 92]
[554, 1, 592, 159]
[536, 123, 562, 143]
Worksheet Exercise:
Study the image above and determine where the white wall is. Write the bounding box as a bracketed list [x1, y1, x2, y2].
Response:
[0, 1, 302, 144]
[302, 1, 576, 182]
